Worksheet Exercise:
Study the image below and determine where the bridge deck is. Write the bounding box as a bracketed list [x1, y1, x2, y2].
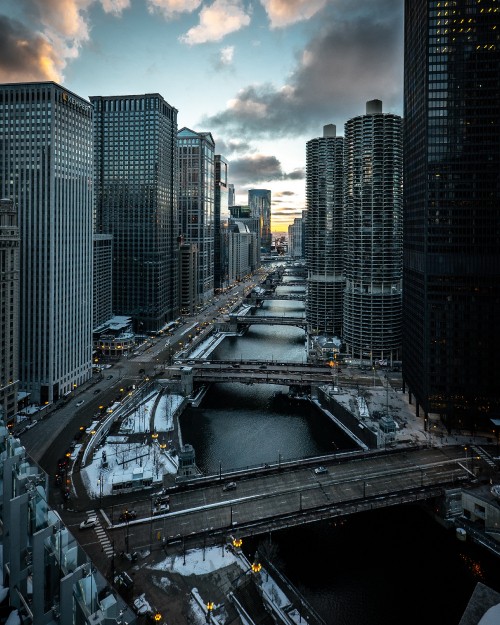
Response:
[107, 446, 474, 551]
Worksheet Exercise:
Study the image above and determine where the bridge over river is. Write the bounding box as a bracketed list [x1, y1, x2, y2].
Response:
[104, 445, 476, 552]
[166, 359, 335, 387]
[223, 314, 307, 330]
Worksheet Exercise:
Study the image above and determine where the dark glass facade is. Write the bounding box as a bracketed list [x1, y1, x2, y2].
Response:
[403, 1, 500, 430]
[177, 128, 215, 306]
[91, 94, 179, 333]
[214, 155, 229, 291]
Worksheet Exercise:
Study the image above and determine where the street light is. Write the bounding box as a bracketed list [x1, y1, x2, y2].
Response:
[232, 536, 242, 550]
[206, 602, 214, 623]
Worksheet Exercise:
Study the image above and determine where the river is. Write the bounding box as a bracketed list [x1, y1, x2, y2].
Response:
[179, 280, 500, 625]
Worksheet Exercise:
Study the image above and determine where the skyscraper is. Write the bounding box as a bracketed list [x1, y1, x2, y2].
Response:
[178, 128, 215, 306]
[305, 124, 344, 337]
[214, 155, 229, 291]
[91, 93, 179, 333]
[0, 198, 19, 422]
[0, 82, 93, 404]
[403, 1, 500, 430]
[343, 101, 403, 363]
[248, 189, 272, 256]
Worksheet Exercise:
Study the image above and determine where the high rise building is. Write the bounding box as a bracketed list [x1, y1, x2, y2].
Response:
[91, 93, 179, 333]
[343, 101, 403, 362]
[305, 124, 344, 337]
[248, 189, 272, 256]
[179, 242, 198, 315]
[0, 82, 93, 405]
[0, 198, 19, 422]
[288, 216, 304, 259]
[92, 234, 113, 329]
[228, 221, 257, 282]
[214, 155, 229, 291]
[178, 128, 215, 306]
[403, 1, 500, 430]
[228, 183, 236, 207]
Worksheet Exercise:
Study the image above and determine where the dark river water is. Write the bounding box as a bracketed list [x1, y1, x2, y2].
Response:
[179, 284, 500, 625]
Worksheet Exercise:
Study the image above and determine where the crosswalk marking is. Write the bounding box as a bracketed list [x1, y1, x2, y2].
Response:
[86, 509, 115, 558]
[472, 446, 497, 469]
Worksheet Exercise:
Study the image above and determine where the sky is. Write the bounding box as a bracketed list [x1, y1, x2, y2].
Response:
[0, 0, 404, 231]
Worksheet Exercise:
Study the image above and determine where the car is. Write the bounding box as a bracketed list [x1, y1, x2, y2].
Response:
[107, 375, 113, 380]
[222, 482, 237, 492]
[133, 594, 152, 616]
[119, 510, 137, 522]
[152, 503, 169, 515]
[76, 400, 84, 407]
[93, 388, 101, 394]
[80, 516, 98, 530]
[314, 466, 328, 475]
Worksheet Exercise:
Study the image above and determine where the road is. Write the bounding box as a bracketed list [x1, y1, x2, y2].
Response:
[18, 273, 265, 489]
[68, 445, 476, 558]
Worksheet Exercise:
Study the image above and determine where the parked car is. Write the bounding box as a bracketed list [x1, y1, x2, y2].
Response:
[133, 594, 152, 616]
[119, 510, 137, 522]
[314, 466, 328, 475]
[222, 482, 237, 492]
[80, 516, 98, 530]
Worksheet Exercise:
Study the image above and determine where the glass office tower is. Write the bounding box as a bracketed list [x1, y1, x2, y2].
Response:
[403, 1, 500, 430]
[343, 101, 403, 363]
[248, 189, 272, 256]
[91, 93, 179, 333]
[178, 127, 215, 306]
[305, 125, 344, 338]
[0, 82, 93, 405]
[214, 155, 229, 291]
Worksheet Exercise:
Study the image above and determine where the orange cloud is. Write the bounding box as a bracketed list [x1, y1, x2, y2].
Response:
[260, 0, 327, 28]
[0, 16, 64, 82]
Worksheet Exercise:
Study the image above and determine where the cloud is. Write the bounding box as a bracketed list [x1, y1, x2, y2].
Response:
[179, 0, 251, 45]
[260, 0, 327, 28]
[211, 44, 235, 70]
[228, 153, 304, 186]
[100, 0, 131, 15]
[145, 0, 202, 19]
[213, 138, 252, 155]
[0, 0, 131, 83]
[202, 1, 403, 139]
[0, 15, 63, 82]
[219, 45, 234, 65]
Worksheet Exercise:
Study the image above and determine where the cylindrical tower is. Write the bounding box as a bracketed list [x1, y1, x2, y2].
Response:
[305, 125, 344, 337]
[343, 101, 403, 362]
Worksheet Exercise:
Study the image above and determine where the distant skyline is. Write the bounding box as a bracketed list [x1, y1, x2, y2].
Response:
[0, 0, 404, 231]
